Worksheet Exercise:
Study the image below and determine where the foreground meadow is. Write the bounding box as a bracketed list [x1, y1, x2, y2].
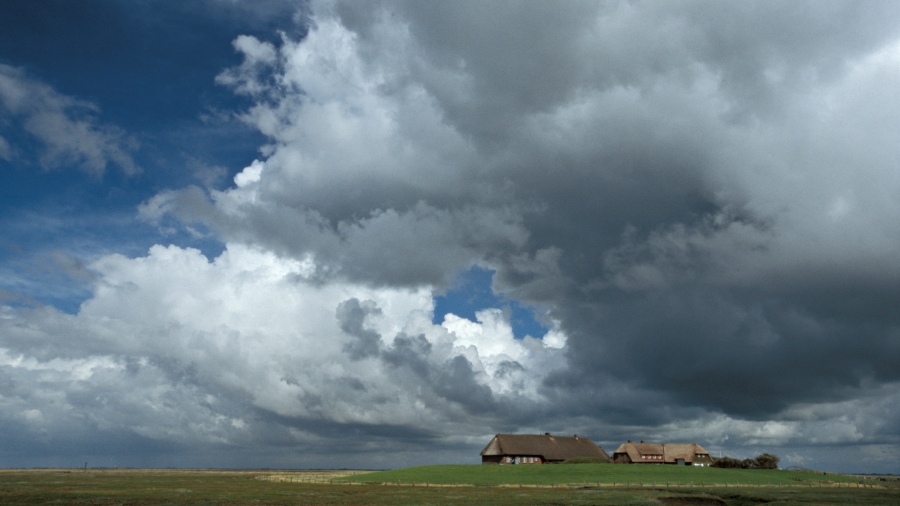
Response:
[0, 467, 897, 505]
[345, 463, 872, 487]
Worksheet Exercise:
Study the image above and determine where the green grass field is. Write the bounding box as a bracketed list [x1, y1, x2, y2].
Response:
[0, 467, 896, 506]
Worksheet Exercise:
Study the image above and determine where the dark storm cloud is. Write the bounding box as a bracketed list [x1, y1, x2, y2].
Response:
[382, 334, 497, 415]
[336, 1, 900, 136]
[381, 333, 433, 377]
[557, 287, 900, 418]
[5, 0, 898, 472]
[337, 298, 384, 359]
[434, 355, 496, 413]
[158, 0, 900, 454]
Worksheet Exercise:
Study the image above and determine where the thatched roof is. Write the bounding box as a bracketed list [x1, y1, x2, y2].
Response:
[612, 441, 712, 464]
[481, 434, 610, 462]
[665, 443, 711, 462]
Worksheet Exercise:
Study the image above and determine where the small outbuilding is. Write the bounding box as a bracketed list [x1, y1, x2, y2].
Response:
[612, 441, 714, 466]
[481, 433, 610, 465]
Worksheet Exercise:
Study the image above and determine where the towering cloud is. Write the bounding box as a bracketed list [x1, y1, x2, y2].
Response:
[2, 0, 899, 472]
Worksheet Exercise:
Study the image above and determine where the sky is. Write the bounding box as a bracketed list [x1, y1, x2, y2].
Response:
[0, 0, 898, 473]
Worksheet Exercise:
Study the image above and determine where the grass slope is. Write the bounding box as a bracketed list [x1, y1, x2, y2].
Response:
[347, 464, 864, 487]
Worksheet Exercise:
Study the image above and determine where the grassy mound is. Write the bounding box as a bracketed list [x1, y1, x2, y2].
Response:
[560, 457, 613, 464]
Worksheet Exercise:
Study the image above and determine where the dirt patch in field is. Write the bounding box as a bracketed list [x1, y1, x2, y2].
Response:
[657, 496, 727, 505]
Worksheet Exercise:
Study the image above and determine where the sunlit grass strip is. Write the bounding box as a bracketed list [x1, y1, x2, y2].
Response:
[257, 470, 371, 483]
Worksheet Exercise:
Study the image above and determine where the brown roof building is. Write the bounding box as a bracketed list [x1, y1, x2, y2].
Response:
[612, 441, 714, 466]
[481, 433, 610, 465]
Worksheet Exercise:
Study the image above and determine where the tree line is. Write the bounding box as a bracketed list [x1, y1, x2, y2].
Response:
[712, 453, 780, 469]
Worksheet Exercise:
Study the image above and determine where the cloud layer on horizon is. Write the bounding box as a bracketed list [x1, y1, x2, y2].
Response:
[2, 1, 899, 472]
[1, 243, 566, 468]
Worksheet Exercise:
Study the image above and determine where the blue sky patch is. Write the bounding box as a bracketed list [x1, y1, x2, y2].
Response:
[432, 265, 548, 340]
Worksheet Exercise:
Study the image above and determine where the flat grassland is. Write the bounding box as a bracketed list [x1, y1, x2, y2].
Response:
[346, 463, 868, 487]
[0, 467, 897, 506]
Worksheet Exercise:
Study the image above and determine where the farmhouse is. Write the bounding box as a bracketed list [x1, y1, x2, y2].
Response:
[481, 433, 610, 465]
[612, 441, 714, 466]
